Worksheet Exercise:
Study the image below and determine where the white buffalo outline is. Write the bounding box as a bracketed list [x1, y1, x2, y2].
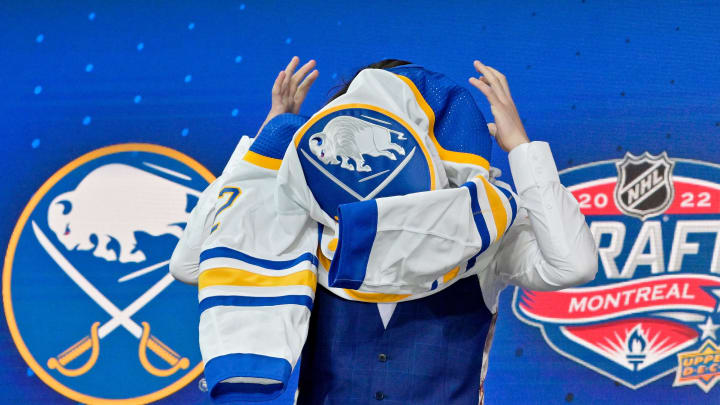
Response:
[308, 115, 406, 172]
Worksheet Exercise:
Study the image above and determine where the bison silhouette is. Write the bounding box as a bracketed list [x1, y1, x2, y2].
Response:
[47, 163, 198, 263]
[308, 116, 406, 172]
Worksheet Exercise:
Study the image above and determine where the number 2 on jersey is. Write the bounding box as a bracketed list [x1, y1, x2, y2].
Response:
[211, 187, 241, 233]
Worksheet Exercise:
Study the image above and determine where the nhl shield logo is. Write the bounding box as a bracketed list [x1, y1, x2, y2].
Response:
[3, 144, 210, 403]
[614, 151, 675, 220]
[295, 105, 435, 218]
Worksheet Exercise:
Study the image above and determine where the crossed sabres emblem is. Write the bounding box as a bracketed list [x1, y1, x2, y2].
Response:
[32, 222, 189, 378]
[28, 161, 197, 378]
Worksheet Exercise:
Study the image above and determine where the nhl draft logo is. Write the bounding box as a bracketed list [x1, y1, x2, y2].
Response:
[513, 153, 720, 392]
[2, 144, 211, 403]
[615, 152, 675, 220]
[295, 105, 435, 217]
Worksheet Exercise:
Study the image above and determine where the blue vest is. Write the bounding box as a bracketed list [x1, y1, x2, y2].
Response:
[298, 276, 494, 405]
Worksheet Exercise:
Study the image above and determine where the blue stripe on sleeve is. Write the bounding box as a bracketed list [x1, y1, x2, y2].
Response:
[327, 200, 378, 290]
[200, 247, 318, 269]
[205, 353, 292, 402]
[463, 181, 490, 253]
[199, 295, 313, 313]
[497, 186, 518, 229]
[467, 251, 480, 270]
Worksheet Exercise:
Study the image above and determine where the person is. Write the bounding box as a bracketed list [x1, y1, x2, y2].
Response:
[170, 57, 597, 404]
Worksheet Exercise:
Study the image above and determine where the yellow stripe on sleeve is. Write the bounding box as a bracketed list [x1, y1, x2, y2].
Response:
[343, 289, 411, 303]
[243, 150, 282, 170]
[317, 248, 332, 272]
[442, 266, 460, 283]
[199, 268, 317, 292]
[478, 176, 508, 240]
[394, 74, 490, 170]
[315, 248, 410, 303]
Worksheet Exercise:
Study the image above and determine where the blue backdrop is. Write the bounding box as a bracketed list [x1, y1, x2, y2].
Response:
[1, 1, 719, 403]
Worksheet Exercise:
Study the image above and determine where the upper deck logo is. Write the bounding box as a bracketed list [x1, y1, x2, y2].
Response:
[615, 151, 675, 220]
[512, 152, 720, 392]
[295, 105, 435, 218]
[2, 144, 212, 404]
[674, 339, 720, 392]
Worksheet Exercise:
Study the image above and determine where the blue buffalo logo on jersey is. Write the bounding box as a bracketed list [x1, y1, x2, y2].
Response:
[2, 144, 208, 404]
[296, 106, 433, 217]
[512, 153, 720, 392]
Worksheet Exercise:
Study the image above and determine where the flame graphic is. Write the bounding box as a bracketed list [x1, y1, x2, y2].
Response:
[625, 325, 648, 371]
[627, 329, 647, 354]
[562, 318, 699, 372]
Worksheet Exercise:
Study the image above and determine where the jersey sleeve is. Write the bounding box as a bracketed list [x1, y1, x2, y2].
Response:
[169, 135, 254, 285]
[327, 173, 518, 295]
[390, 65, 493, 186]
[187, 114, 318, 402]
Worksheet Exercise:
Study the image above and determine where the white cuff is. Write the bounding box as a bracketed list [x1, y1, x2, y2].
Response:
[508, 141, 560, 194]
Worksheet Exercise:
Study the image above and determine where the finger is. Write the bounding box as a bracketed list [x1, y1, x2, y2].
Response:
[282, 56, 300, 90]
[473, 61, 501, 98]
[271, 71, 285, 96]
[469, 77, 501, 106]
[477, 76, 492, 86]
[271, 71, 287, 105]
[474, 60, 506, 99]
[474, 61, 508, 103]
[293, 69, 319, 113]
[471, 68, 498, 95]
[485, 65, 511, 98]
[284, 56, 300, 76]
[291, 59, 316, 89]
[477, 75, 511, 102]
[296, 69, 319, 97]
[487, 123, 497, 137]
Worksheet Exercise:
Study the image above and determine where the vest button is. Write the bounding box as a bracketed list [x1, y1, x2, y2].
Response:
[378, 353, 387, 362]
[375, 391, 385, 400]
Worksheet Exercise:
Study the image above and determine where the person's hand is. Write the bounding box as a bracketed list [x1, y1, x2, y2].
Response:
[258, 56, 319, 134]
[468, 60, 529, 153]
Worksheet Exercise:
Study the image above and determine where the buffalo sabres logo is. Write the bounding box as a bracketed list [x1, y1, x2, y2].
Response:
[297, 106, 434, 217]
[614, 152, 675, 220]
[2, 144, 210, 403]
[308, 115, 407, 172]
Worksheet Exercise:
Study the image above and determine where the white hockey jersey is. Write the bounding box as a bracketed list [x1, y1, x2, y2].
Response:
[170, 66, 519, 401]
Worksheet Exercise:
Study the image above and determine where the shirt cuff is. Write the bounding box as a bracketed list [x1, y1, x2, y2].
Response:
[508, 141, 560, 194]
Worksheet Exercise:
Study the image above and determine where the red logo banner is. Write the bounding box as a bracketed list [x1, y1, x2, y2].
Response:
[518, 275, 720, 323]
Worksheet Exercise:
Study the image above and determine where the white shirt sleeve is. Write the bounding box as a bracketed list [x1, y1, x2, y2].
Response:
[491, 141, 598, 291]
